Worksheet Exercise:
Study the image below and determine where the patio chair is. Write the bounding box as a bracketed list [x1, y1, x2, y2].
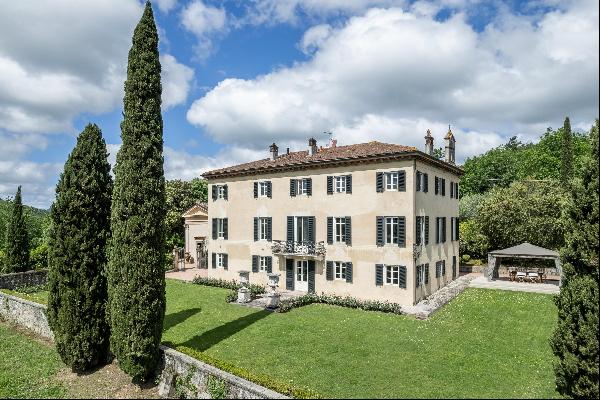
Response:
[516, 271, 527, 282]
[527, 271, 539, 283]
[537, 269, 546, 283]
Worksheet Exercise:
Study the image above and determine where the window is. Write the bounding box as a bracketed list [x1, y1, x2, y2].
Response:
[217, 185, 226, 199]
[385, 217, 399, 244]
[417, 265, 426, 286]
[216, 253, 226, 268]
[297, 179, 309, 195]
[416, 216, 424, 245]
[334, 261, 346, 280]
[385, 265, 399, 285]
[259, 256, 269, 272]
[335, 217, 347, 243]
[335, 176, 347, 193]
[217, 219, 225, 239]
[259, 218, 269, 240]
[436, 217, 446, 244]
[295, 216, 311, 242]
[259, 181, 269, 197]
[385, 172, 399, 191]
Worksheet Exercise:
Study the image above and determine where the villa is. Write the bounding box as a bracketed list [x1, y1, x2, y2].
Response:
[195, 129, 461, 305]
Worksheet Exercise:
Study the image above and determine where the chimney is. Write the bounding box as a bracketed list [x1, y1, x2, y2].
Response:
[425, 129, 434, 155]
[308, 138, 318, 156]
[269, 142, 278, 160]
[444, 126, 456, 164]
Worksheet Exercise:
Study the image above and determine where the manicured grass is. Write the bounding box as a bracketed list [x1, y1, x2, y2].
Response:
[0, 289, 49, 305]
[163, 279, 559, 398]
[0, 322, 66, 398]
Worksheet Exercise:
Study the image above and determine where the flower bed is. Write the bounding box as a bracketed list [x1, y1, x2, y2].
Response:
[191, 276, 266, 301]
[277, 292, 405, 314]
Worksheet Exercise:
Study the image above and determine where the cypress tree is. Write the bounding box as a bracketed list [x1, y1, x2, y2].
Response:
[107, 1, 166, 381]
[561, 116, 574, 185]
[3, 186, 29, 273]
[550, 120, 599, 399]
[47, 123, 113, 371]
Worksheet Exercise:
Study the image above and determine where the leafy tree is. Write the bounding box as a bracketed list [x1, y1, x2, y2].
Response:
[107, 2, 166, 381]
[0, 199, 49, 252]
[458, 219, 489, 259]
[477, 180, 566, 251]
[560, 117, 574, 185]
[165, 178, 208, 250]
[190, 178, 208, 203]
[3, 186, 29, 273]
[459, 193, 486, 220]
[47, 123, 112, 371]
[551, 120, 599, 399]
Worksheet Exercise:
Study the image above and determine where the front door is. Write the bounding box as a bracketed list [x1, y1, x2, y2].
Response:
[295, 260, 309, 292]
[196, 241, 207, 269]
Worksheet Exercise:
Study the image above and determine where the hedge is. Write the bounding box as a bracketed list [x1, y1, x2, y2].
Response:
[191, 276, 266, 299]
[278, 292, 405, 315]
[164, 343, 322, 399]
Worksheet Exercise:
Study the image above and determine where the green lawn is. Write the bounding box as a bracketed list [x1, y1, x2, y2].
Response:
[163, 279, 560, 398]
[0, 322, 66, 398]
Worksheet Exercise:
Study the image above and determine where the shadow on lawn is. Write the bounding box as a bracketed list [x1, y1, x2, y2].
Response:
[180, 309, 271, 352]
[163, 307, 202, 332]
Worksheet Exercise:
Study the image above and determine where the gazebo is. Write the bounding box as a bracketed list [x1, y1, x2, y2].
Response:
[485, 242, 562, 286]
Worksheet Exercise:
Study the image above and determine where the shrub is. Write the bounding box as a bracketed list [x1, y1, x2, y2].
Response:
[461, 254, 471, 263]
[192, 276, 266, 299]
[278, 292, 404, 315]
[29, 243, 48, 271]
[459, 219, 489, 260]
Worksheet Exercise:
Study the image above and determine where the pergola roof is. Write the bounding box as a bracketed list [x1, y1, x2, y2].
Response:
[489, 242, 559, 259]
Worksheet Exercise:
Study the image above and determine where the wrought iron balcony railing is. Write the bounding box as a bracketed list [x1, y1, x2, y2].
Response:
[271, 240, 326, 258]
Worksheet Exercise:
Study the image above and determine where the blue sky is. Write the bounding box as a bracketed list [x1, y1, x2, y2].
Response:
[0, 0, 598, 208]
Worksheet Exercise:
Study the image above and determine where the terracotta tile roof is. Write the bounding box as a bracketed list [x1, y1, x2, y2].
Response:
[203, 141, 460, 178]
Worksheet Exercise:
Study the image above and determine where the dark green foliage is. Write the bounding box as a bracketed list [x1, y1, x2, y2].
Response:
[192, 276, 265, 299]
[3, 186, 30, 273]
[47, 123, 112, 371]
[0, 199, 48, 252]
[165, 179, 207, 249]
[561, 117, 574, 186]
[107, 2, 166, 381]
[551, 120, 599, 399]
[277, 292, 404, 315]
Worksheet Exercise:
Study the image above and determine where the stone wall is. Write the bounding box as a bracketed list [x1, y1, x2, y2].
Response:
[0, 292, 53, 340]
[158, 346, 289, 399]
[0, 270, 48, 290]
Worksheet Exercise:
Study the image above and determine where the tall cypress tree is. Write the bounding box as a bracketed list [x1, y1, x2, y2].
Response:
[561, 116, 574, 185]
[47, 123, 113, 371]
[551, 120, 599, 399]
[107, 1, 166, 381]
[3, 186, 29, 273]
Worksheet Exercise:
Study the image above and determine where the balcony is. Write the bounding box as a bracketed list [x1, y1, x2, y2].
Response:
[271, 240, 326, 258]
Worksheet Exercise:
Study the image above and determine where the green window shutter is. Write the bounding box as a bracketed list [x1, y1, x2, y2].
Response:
[223, 218, 228, 240]
[346, 175, 352, 193]
[267, 181, 272, 198]
[376, 172, 384, 192]
[326, 261, 333, 280]
[212, 218, 217, 240]
[267, 257, 273, 273]
[308, 216, 315, 242]
[286, 259, 294, 290]
[442, 260, 446, 276]
[252, 255, 259, 272]
[345, 216, 352, 245]
[398, 170, 406, 191]
[212, 253, 216, 269]
[287, 216, 294, 242]
[398, 216, 406, 248]
[306, 178, 312, 196]
[253, 217, 258, 241]
[424, 173, 429, 193]
[435, 177, 439, 195]
[436, 261, 441, 278]
[253, 182, 258, 198]
[416, 265, 421, 287]
[290, 179, 296, 197]
[416, 216, 422, 245]
[398, 265, 406, 288]
[441, 179, 446, 196]
[436, 217, 440, 244]
[443, 217, 447, 243]
[327, 217, 333, 245]
[425, 216, 430, 244]
[223, 184, 228, 200]
[308, 261, 315, 293]
[223, 254, 228, 270]
[327, 176, 333, 194]
[376, 216, 384, 246]
[416, 171, 421, 191]
[425, 264, 429, 284]
[345, 262, 353, 284]
[211, 185, 217, 200]
[267, 218, 272, 241]
[375, 264, 384, 286]
[450, 181, 454, 198]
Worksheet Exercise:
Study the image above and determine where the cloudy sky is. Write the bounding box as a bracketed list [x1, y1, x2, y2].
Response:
[0, 0, 598, 208]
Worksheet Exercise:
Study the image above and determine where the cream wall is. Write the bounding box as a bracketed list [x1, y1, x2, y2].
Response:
[184, 215, 208, 267]
[207, 157, 459, 305]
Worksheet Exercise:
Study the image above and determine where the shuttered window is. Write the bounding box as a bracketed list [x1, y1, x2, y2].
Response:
[423, 173, 429, 193]
[334, 261, 346, 280]
[215, 253, 228, 269]
[375, 264, 384, 286]
[255, 181, 271, 198]
[382, 171, 406, 191]
[416, 171, 422, 191]
[214, 218, 228, 240]
[213, 184, 227, 200]
[425, 216, 430, 245]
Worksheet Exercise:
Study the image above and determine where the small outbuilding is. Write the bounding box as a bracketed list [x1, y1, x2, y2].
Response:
[485, 242, 562, 286]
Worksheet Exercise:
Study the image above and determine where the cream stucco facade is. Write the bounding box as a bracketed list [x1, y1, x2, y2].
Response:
[204, 146, 460, 306]
[183, 203, 209, 269]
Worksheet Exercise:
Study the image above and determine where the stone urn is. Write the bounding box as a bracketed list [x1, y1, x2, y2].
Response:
[237, 270, 251, 303]
[265, 273, 281, 309]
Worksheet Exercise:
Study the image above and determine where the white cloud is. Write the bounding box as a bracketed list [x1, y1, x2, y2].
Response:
[0, 160, 62, 209]
[161, 54, 195, 109]
[156, 0, 178, 13]
[180, 0, 228, 59]
[188, 1, 599, 161]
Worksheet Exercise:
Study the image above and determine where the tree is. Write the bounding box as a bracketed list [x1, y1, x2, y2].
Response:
[561, 117, 574, 186]
[107, 2, 166, 381]
[550, 120, 599, 399]
[165, 178, 208, 250]
[3, 186, 29, 273]
[47, 123, 112, 371]
[190, 178, 208, 204]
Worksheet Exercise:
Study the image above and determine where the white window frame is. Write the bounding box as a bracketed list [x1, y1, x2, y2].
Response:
[334, 217, 347, 243]
[216, 219, 225, 239]
[297, 179, 309, 196]
[334, 261, 346, 280]
[385, 217, 399, 244]
[294, 216, 310, 242]
[259, 256, 268, 272]
[217, 185, 226, 199]
[385, 172, 398, 191]
[334, 176, 346, 193]
[385, 265, 399, 285]
[259, 181, 269, 197]
[216, 253, 225, 268]
[259, 217, 269, 240]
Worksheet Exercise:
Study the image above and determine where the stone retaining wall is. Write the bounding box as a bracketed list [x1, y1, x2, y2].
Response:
[0, 291, 53, 339]
[0, 270, 48, 289]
